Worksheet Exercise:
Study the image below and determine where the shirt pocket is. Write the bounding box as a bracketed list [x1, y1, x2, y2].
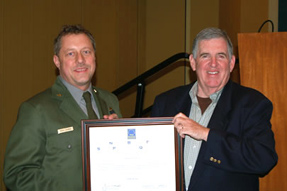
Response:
[46, 126, 81, 154]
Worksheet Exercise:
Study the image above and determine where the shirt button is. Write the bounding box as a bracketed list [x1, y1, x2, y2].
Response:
[188, 165, 192, 170]
[67, 144, 72, 149]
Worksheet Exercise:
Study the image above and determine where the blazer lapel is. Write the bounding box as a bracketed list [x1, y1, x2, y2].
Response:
[208, 80, 233, 131]
[92, 88, 109, 118]
[176, 84, 194, 116]
[188, 81, 234, 190]
[52, 78, 87, 124]
[59, 96, 87, 123]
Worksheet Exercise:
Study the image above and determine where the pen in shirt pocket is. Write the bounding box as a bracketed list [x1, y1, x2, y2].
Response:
[109, 107, 116, 114]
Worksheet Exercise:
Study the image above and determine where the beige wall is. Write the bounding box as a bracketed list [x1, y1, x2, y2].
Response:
[269, 0, 278, 32]
[140, 0, 187, 112]
[0, 1, 140, 190]
[0, 0, 279, 190]
[185, 0, 220, 84]
[218, 0, 273, 85]
[0, 0, 4, 188]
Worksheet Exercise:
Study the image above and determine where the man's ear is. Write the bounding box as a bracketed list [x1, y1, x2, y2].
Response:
[53, 55, 60, 69]
[229, 55, 236, 72]
[189, 54, 196, 71]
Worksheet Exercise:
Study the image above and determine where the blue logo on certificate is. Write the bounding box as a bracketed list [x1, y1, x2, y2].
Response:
[127, 129, 136, 139]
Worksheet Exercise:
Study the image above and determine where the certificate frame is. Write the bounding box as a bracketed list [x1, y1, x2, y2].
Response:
[81, 117, 183, 191]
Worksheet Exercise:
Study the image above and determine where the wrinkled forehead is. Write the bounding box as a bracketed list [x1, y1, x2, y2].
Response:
[197, 38, 228, 53]
[60, 34, 94, 50]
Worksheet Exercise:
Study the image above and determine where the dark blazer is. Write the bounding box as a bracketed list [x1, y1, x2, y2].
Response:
[151, 80, 278, 191]
[4, 77, 121, 191]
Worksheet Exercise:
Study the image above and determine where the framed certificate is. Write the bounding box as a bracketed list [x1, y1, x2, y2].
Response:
[81, 117, 183, 191]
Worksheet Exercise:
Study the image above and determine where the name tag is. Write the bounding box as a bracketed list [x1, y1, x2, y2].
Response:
[58, 126, 74, 134]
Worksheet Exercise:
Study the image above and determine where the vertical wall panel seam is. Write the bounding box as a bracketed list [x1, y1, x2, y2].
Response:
[0, 0, 5, 190]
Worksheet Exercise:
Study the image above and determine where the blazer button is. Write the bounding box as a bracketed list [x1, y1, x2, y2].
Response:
[67, 144, 72, 150]
[210, 157, 214, 161]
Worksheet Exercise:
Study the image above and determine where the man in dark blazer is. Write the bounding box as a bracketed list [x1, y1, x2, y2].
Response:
[3, 25, 121, 191]
[151, 28, 277, 191]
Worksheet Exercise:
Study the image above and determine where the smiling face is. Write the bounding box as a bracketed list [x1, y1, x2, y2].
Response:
[190, 37, 235, 97]
[53, 33, 96, 91]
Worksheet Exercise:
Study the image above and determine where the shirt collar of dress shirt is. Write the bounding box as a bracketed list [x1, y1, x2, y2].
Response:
[189, 81, 224, 104]
[58, 76, 93, 103]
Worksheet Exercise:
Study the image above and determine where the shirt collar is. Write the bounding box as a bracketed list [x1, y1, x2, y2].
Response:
[189, 81, 224, 103]
[58, 76, 93, 101]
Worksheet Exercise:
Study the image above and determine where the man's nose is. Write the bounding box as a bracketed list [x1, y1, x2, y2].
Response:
[210, 57, 217, 67]
[77, 52, 85, 63]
